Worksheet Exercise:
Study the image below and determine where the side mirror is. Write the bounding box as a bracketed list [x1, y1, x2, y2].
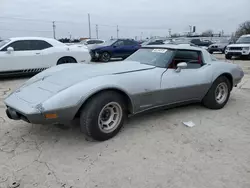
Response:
[113, 45, 117, 48]
[176, 62, 187, 72]
[7, 47, 14, 53]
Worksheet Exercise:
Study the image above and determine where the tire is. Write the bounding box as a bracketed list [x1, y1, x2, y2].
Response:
[99, 52, 111, 62]
[202, 76, 231, 109]
[57, 57, 76, 65]
[225, 54, 232, 60]
[80, 91, 126, 141]
[208, 50, 213, 54]
[222, 47, 226, 54]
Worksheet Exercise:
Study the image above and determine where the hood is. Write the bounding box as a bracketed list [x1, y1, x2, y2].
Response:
[227, 43, 250, 47]
[88, 44, 109, 50]
[16, 61, 154, 104]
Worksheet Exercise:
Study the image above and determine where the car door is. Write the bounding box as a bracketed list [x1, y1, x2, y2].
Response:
[160, 50, 210, 104]
[123, 40, 140, 57]
[111, 40, 126, 58]
[29, 40, 54, 69]
[0, 40, 47, 72]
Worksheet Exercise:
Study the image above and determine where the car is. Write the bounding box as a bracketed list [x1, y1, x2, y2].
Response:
[80, 39, 105, 45]
[5, 44, 244, 141]
[141, 39, 165, 46]
[0, 37, 91, 77]
[89, 39, 141, 62]
[190, 38, 213, 47]
[208, 38, 230, 54]
[225, 34, 250, 59]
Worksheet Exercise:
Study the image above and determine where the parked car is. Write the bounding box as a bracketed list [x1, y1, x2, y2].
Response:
[0, 37, 91, 77]
[190, 38, 213, 47]
[80, 39, 105, 45]
[141, 39, 165, 46]
[5, 44, 244, 141]
[225, 34, 250, 59]
[89, 39, 141, 62]
[208, 39, 230, 54]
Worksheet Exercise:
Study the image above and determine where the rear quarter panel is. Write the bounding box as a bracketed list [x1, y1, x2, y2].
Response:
[45, 46, 91, 64]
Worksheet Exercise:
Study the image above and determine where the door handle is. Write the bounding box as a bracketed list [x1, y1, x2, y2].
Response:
[36, 52, 41, 55]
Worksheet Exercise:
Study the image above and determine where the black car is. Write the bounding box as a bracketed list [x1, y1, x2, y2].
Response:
[190, 39, 213, 47]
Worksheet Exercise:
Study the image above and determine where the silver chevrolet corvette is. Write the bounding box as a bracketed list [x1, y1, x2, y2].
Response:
[5, 44, 244, 141]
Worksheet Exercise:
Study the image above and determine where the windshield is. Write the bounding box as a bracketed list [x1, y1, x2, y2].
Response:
[126, 48, 174, 67]
[102, 40, 116, 46]
[0, 39, 10, 48]
[236, 36, 250, 44]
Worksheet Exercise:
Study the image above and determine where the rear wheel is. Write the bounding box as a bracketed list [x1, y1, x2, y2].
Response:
[80, 91, 126, 141]
[225, 54, 232, 60]
[202, 76, 231, 109]
[57, 57, 76, 65]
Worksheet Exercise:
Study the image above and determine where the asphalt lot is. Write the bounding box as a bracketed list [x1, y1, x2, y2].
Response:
[1, 54, 250, 188]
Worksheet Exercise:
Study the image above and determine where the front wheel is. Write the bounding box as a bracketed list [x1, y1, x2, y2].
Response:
[208, 50, 213, 54]
[202, 76, 231, 109]
[99, 52, 111, 62]
[80, 91, 126, 141]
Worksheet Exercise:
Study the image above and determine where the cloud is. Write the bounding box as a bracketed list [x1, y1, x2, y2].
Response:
[0, 0, 249, 39]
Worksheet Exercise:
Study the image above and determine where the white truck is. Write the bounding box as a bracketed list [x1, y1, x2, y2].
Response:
[225, 34, 250, 59]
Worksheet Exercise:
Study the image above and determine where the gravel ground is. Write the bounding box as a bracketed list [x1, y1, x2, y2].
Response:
[0, 54, 250, 188]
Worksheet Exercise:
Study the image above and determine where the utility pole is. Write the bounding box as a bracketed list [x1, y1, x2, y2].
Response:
[189, 25, 192, 34]
[116, 25, 119, 39]
[88, 13, 91, 38]
[52, 21, 56, 39]
[96, 24, 99, 39]
[168, 29, 172, 37]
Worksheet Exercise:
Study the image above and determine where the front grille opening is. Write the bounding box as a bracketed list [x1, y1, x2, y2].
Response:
[16, 112, 30, 123]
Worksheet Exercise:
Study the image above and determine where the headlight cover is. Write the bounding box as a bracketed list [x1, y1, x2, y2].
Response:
[243, 47, 250, 51]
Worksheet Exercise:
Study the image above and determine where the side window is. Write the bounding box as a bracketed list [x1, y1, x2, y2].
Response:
[2, 40, 31, 51]
[114, 40, 124, 47]
[96, 40, 104, 44]
[30, 40, 52, 50]
[169, 50, 202, 69]
[124, 40, 136, 46]
[87, 40, 96, 44]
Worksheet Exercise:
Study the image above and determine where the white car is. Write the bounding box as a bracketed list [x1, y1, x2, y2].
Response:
[0, 37, 91, 76]
[225, 34, 250, 59]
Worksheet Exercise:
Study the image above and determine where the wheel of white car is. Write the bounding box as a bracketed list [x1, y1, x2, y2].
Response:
[80, 91, 127, 141]
[57, 57, 77, 65]
[202, 76, 231, 109]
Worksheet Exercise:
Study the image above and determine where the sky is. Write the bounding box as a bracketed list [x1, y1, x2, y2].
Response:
[0, 0, 249, 40]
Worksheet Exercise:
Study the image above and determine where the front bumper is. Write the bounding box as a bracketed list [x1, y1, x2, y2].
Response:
[225, 50, 250, 56]
[4, 93, 76, 125]
[208, 47, 224, 52]
[90, 50, 100, 61]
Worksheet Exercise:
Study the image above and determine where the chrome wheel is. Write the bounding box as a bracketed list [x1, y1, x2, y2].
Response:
[98, 102, 123, 133]
[215, 82, 228, 104]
